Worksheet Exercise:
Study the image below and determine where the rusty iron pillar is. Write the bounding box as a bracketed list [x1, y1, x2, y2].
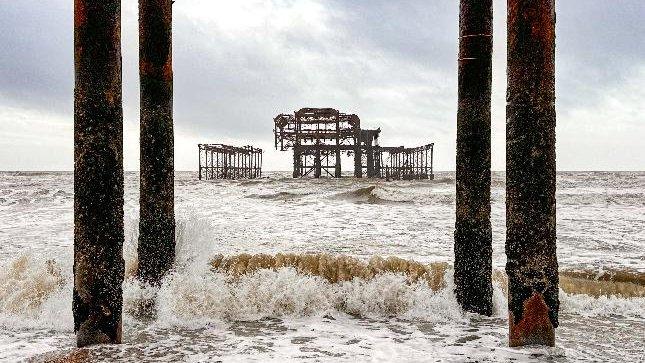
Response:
[506, 0, 558, 347]
[293, 146, 302, 178]
[73, 0, 124, 347]
[353, 146, 363, 178]
[138, 0, 175, 287]
[454, 0, 493, 316]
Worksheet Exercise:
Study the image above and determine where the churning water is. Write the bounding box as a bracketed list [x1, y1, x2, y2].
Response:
[0, 171, 643, 362]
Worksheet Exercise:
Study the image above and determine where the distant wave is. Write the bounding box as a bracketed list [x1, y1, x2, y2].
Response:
[330, 186, 414, 204]
[245, 191, 312, 201]
[432, 177, 455, 185]
[0, 188, 73, 206]
[558, 192, 645, 206]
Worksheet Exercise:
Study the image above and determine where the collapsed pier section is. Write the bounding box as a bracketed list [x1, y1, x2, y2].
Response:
[198, 144, 262, 180]
[380, 144, 434, 180]
[274, 107, 434, 180]
[274, 108, 359, 178]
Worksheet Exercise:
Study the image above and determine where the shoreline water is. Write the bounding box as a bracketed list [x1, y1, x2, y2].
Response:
[1, 171, 643, 361]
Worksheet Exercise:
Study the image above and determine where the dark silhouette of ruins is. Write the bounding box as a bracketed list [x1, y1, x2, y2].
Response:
[274, 108, 434, 180]
[198, 144, 263, 180]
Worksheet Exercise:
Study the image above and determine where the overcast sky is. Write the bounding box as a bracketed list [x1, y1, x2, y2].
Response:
[1, 0, 643, 171]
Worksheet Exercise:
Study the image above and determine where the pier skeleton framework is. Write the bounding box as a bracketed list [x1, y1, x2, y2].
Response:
[198, 144, 263, 180]
[274, 107, 434, 180]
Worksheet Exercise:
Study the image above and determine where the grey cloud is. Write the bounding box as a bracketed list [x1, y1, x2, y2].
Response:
[0, 0, 643, 170]
[0, 0, 73, 115]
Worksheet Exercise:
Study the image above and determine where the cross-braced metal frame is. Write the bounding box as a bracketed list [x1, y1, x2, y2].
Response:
[274, 107, 434, 180]
[198, 144, 263, 180]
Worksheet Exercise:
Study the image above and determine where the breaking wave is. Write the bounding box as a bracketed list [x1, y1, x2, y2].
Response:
[1, 252, 643, 332]
[245, 191, 312, 201]
[330, 186, 414, 204]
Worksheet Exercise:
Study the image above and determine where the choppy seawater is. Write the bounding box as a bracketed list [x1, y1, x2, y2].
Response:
[0, 171, 643, 362]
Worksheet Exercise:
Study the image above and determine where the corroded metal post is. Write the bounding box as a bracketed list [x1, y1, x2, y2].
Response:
[506, 0, 558, 347]
[293, 147, 301, 178]
[454, 0, 493, 316]
[354, 146, 362, 178]
[314, 150, 322, 178]
[138, 0, 175, 285]
[73, 0, 124, 347]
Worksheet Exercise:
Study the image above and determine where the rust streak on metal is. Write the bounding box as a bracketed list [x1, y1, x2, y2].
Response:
[509, 293, 555, 347]
[506, 0, 558, 347]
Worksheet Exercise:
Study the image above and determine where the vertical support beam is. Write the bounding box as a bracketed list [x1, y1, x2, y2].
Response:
[73, 0, 124, 347]
[366, 138, 375, 178]
[205, 150, 209, 179]
[507, 0, 558, 347]
[314, 149, 322, 178]
[374, 150, 381, 178]
[430, 145, 434, 180]
[225, 153, 230, 179]
[250, 151, 253, 178]
[335, 118, 342, 178]
[293, 147, 301, 178]
[354, 133, 362, 178]
[198, 145, 202, 180]
[454, 0, 493, 316]
[138, 0, 175, 285]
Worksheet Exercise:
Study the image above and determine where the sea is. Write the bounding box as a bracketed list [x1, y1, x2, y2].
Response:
[0, 171, 643, 362]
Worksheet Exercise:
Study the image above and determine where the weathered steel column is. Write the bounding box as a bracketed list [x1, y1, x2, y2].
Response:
[454, 0, 493, 316]
[374, 150, 381, 177]
[354, 135, 362, 178]
[138, 0, 175, 285]
[314, 149, 322, 178]
[198, 145, 203, 180]
[366, 141, 375, 178]
[335, 151, 342, 178]
[293, 147, 301, 178]
[74, 0, 124, 347]
[506, 0, 558, 347]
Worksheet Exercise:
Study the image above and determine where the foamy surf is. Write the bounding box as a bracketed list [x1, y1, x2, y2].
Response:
[2, 253, 643, 331]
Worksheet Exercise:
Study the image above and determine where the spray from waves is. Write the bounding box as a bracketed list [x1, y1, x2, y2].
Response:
[0, 255, 72, 330]
[0, 256, 65, 314]
[2, 251, 643, 332]
[149, 267, 466, 326]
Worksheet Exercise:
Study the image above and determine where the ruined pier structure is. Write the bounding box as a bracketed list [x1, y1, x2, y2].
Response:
[198, 144, 263, 180]
[274, 108, 434, 180]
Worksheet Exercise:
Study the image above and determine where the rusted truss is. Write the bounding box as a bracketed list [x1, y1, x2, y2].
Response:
[274, 108, 434, 180]
[198, 144, 262, 180]
[274, 108, 360, 152]
[379, 144, 434, 180]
